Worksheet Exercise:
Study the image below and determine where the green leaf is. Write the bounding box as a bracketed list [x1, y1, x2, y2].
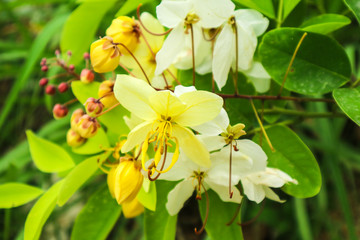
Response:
[26, 130, 74, 172]
[137, 180, 157, 211]
[235, 0, 275, 19]
[144, 181, 177, 240]
[283, 0, 301, 19]
[0, 15, 68, 131]
[344, 0, 360, 24]
[115, 0, 153, 17]
[71, 184, 122, 240]
[57, 152, 110, 206]
[0, 183, 43, 208]
[259, 28, 351, 95]
[71, 81, 100, 104]
[253, 125, 321, 198]
[199, 190, 243, 240]
[72, 128, 109, 155]
[60, 0, 117, 65]
[301, 14, 351, 34]
[24, 180, 64, 240]
[333, 87, 360, 126]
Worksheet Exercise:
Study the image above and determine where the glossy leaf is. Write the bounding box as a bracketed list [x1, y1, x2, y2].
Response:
[283, 0, 301, 19]
[57, 152, 110, 206]
[72, 128, 109, 155]
[26, 130, 74, 172]
[253, 125, 321, 198]
[260, 28, 351, 95]
[115, 0, 153, 17]
[60, 0, 117, 64]
[344, 0, 360, 24]
[199, 190, 243, 240]
[71, 185, 122, 240]
[24, 180, 64, 240]
[0, 183, 43, 208]
[301, 14, 351, 34]
[71, 81, 100, 105]
[137, 180, 157, 211]
[144, 181, 177, 240]
[235, 0, 275, 19]
[333, 87, 360, 126]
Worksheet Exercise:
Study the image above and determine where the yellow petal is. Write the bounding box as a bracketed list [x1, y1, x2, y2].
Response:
[122, 198, 144, 218]
[148, 91, 187, 118]
[114, 75, 157, 121]
[107, 167, 116, 198]
[174, 91, 223, 127]
[121, 121, 154, 153]
[172, 125, 211, 167]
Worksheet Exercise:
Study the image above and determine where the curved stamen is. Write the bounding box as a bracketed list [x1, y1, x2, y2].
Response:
[229, 142, 234, 198]
[148, 146, 168, 181]
[195, 183, 209, 235]
[189, 23, 196, 86]
[237, 200, 266, 226]
[201, 27, 221, 42]
[226, 202, 242, 226]
[155, 137, 179, 173]
[137, 4, 173, 36]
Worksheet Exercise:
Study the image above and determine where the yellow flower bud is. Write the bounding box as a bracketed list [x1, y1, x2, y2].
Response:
[84, 97, 104, 117]
[70, 109, 85, 131]
[122, 198, 144, 218]
[114, 158, 143, 204]
[98, 80, 119, 108]
[76, 114, 101, 138]
[90, 37, 120, 73]
[66, 129, 86, 147]
[107, 167, 116, 198]
[106, 16, 140, 53]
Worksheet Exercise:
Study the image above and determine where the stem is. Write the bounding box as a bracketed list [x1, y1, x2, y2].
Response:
[277, 0, 284, 28]
[166, 69, 181, 85]
[56, 59, 80, 79]
[95, 102, 120, 118]
[247, 119, 297, 135]
[229, 142, 233, 198]
[226, 202, 242, 226]
[260, 108, 345, 118]
[351, 77, 360, 88]
[63, 98, 78, 106]
[190, 24, 196, 86]
[218, 93, 334, 103]
[137, 4, 172, 36]
[195, 184, 209, 235]
[250, 99, 275, 152]
[119, 62, 137, 77]
[118, 43, 151, 85]
[238, 200, 266, 226]
[278, 32, 308, 96]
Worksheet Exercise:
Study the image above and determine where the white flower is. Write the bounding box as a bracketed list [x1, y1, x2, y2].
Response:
[155, 0, 235, 75]
[241, 168, 298, 203]
[212, 9, 269, 90]
[243, 61, 271, 93]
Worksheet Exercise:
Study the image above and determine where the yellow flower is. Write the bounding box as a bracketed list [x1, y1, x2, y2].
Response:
[98, 80, 119, 108]
[114, 75, 223, 174]
[106, 16, 140, 54]
[90, 37, 120, 73]
[122, 198, 144, 218]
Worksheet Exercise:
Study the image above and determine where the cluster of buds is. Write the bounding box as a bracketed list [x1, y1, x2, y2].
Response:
[85, 97, 104, 117]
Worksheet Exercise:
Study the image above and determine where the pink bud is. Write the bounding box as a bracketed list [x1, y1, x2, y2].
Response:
[39, 78, 48, 87]
[45, 85, 56, 95]
[80, 69, 95, 83]
[83, 52, 90, 59]
[53, 104, 69, 119]
[41, 65, 48, 72]
[69, 64, 75, 71]
[58, 82, 69, 93]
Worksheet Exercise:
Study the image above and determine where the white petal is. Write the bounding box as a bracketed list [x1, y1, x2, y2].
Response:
[235, 140, 267, 172]
[121, 121, 154, 153]
[234, 9, 269, 36]
[212, 24, 234, 90]
[174, 85, 197, 96]
[197, 135, 226, 152]
[235, 21, 257, 71]
[192, 108, 229, 135]
[155, 24, 186, 75]
[166, 179, 194, 216]
[264, 187, 285, 203]
[114, 75, 157, 121]
[194, 0, 234, 28]
[206, 180, 242, 203]
[157, 153, 193, 181]
[156, 0, 190, 28]
[243, 62, 271, 93]
[241, 178, 265, 204]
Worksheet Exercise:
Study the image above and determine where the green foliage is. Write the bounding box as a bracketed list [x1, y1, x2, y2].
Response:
[333, 87, 360, 126]
[72, 128, 110, 155]
[71, 81, 100, 104]
[283, 0, 301, 19]
[344, 0, 360, 24]
[260, 28, 351, 95]
[60, 0, 118, 65]
[24, 180, 64, 240]
[26, 130, 75, 172]
[235, 0, 275, 19]
[71, 184, 122, 240]
[115, 0, 153, 17]
[0, 183, 43, 208]
[57, 152, 110, 206]
[301, 14, 351, 34]
[253, 125, 321, 198]
[199, 190, 243, 240]
[144, 181, 177, 240]
[137, 180, 157, 211]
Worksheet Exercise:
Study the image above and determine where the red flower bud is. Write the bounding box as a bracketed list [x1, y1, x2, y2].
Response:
[83, 52, 90, 59]
[39, 78, 48, 87]
[80, 69, 95, 83]
[69, 64, 75, 71]
[45, 85, 56, 95]
[41, 65, 48, 72]
[58, 82, 69, 93]
[85, 97, 104, 117]
[53, 104, 69, 119]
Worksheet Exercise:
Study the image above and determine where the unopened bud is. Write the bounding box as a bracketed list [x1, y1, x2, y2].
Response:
[85, 97, 104, 117]
[80, 69, 95, 83]
[98, 80, 119, 108]
[90, 37, 120, 73]
[70, 109, 85, 130]
[58, 82, 69, 93]
[39, 78, 48, 87]
[69, 64, 75, 71]
[40, 58, 47, 66]
[76, 114, 100, 138]
[66, 129, 86, 147]
[45, 84, 56, 95]
[67, 50, 72, 56]
[53, 104, 68, 119]
[55, 49, 60, 56]
[41, 65, 48, 72]
[83, 52, 90, 59]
